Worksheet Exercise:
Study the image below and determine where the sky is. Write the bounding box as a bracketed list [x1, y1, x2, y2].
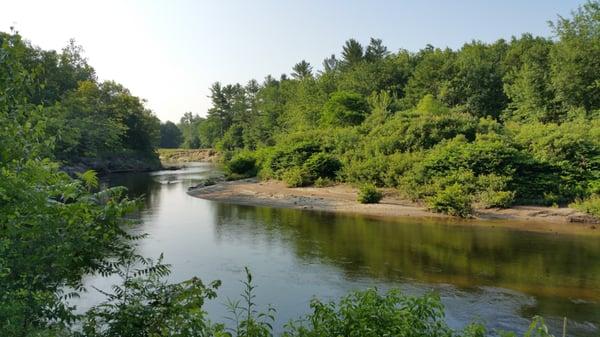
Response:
[1, 0, 586, 122]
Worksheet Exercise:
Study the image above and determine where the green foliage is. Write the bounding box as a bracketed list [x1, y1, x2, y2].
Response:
[341, 39, 364, 67]
[226, 152, 258, 178]
[426, 183, 474, 217]
[476, 174, 515, 208]
[550, 0, 600, 112]
[198, 3, 600, 217]
[570, 194, 600, 218]
[0, 30, 147, 336]
[82, 253, 223, 337]
[0, 15, 584, 337]
[284, 289, 472, 337]
[314, 177, 334, 188]
[509, 120, 600, 203]
[302, 153, 341, 181]
[225, 267, 276, 337]
[160, 121, 184, 148]
[321, 91, 369, 126]
[260, 141, 321, 180]
[498, 316, 557, 337]
[0, 31, 161, 170]
[283, 167, 310, 188]
[291, 60, 313, 79]
[416, 94, 450, 114]
[357, 184, 383, 204]
[76, 169, 99, 190]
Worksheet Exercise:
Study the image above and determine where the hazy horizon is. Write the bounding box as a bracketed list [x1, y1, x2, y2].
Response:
[1, 0, 586, 122]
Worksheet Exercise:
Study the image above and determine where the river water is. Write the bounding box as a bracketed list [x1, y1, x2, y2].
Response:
[78, 163, 600, 336]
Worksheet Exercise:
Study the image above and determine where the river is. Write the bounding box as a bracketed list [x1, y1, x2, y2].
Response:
[76, 163, 600, 336]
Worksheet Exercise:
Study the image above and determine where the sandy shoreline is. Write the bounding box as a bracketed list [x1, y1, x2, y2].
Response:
[188, 178, 599, 235]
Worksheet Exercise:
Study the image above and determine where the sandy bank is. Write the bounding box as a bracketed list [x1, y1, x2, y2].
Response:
[188, 178, 599, 235]
[158, 148, 218, 163]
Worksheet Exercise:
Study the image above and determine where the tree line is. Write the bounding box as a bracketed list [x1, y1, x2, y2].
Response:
[0, 1, 596, 336]
[1, 30, 162, 172]
[169, 1, 600, 217]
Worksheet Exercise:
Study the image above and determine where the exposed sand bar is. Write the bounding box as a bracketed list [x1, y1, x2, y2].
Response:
[188, 178, 599, 235]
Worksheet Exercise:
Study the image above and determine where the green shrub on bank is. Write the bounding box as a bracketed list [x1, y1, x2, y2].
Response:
[261, 141, 321, 179]
[283, 167, 310, 187]
[478, 190, 515, 208]
[314, 177, 334, 187]
[213, 3, 600, 218]
[303, 152, 341, 181]
[226, 152, 257, 178]
[357, 184, 383, 204]
[570, 195, 600, 218]
[476, 174, 515, 208]
[427, 183, 474, 217]
[343, 152, 390, 187]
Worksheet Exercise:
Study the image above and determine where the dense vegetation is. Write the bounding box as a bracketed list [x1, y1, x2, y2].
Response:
[178, 2, 600, 217]
[0, 2, 594, 337]
[0, 30, 162, 172]
[160, 121, 184, 148]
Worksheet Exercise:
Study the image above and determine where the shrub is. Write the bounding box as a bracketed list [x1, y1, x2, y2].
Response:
[383, 152, 422, 187]
[343, 153, 389, 187]
[357, 184, 383, 204]
[284, 289, 457, 337]
[314, 177, 334, 188]
[303, 153, 342, 180]
[478, 190, 515, 208]
[476, 174, 515, 208]
[427, 183, 473, 217]
[570, 195, 600, 218]
[226, 152, 257, 178]
[262, 141, 321, 179]
[365, 110, 478, 154]
[283, 167, 310, 187]
[322, 91, 369, 126]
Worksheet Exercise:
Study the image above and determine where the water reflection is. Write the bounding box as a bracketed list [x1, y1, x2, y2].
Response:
[212, 204, 600, 330]
[85, 165, 599, 337]
[213, 205, 600, 299]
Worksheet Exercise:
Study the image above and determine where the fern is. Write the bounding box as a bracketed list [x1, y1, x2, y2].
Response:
[76, 169, 99, 190]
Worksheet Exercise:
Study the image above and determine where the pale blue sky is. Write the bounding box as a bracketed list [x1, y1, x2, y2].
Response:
[1, 0, 585, 122]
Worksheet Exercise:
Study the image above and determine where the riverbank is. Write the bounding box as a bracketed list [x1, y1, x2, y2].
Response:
[188, 178, 599, 235]
[61, 155, 162, 175]
[158, 148, 219, 163]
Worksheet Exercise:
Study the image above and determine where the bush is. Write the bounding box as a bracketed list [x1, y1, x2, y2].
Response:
[427, 183, 473, 217]
[303, 152, 342, 180]
[314, 177, 334, 188]
[285, 289, 459, 337]
[570, 195, 600, 218]
[262, 141, 321, 179]
[476, 174, 515, 208]
[226, 152, 257, 178]
[357, 184, 383, 204]
[322, 91, 369, 126]
[478, 190, 515, 208]
[343, 153, 389, 187]
[283, 167, 310, 187]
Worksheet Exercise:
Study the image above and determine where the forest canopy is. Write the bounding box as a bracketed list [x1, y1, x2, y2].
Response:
[0, 31, 162, 172]
[1, 1, 599, 336]
[179, 1, 600, 217]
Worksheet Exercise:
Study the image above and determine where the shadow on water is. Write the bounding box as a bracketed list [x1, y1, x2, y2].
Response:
[90, 165, 599, 337]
